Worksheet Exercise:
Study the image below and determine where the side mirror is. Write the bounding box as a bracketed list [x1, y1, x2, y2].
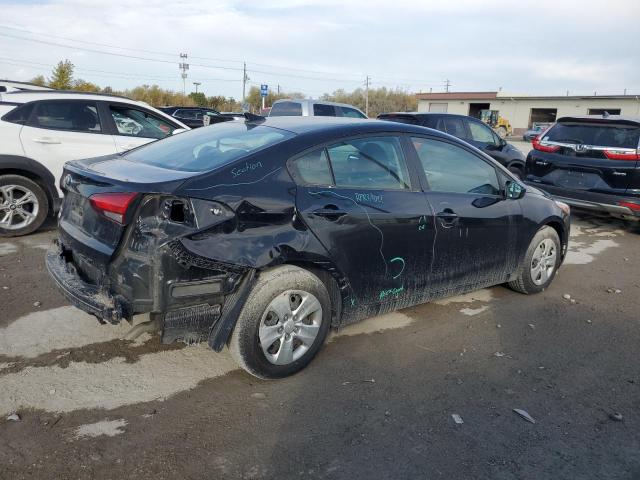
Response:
[505, 180, 525, 200]
[172, 128, 188, 135]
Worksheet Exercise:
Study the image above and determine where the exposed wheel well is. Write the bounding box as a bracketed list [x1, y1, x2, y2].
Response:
[0, 168, 56, 215]
[544, 220, 567, 251]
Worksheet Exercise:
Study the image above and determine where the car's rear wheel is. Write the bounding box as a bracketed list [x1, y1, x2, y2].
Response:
[508, 165, 524, 180]
[228, 265, 331, 379]
[0, 175, 49, 237]
[507, 225, 561, 294]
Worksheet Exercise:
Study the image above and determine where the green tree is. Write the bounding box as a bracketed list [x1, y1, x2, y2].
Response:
[73, 79, 101, 92]
[48, 60, 74, 90]
[29, 75, 46, 86]
[188, 91, 207, 106]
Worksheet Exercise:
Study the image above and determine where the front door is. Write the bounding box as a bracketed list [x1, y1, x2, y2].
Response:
[409, 136, 519, 295]
[20, 100, 117, 195]
[291, 136, 436, 309]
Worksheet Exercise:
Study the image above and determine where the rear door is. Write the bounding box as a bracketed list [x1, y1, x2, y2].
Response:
[529, 119, 640, 195]
[312, 103, 338, 117]
[464, 118, 509, 165]
[291, 135, 436, 307]
[20, 100, 117, 195]
[409, 136, 519, 292]
[104, 102, 179, 152]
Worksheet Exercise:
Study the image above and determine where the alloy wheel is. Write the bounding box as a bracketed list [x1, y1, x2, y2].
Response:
[0, 185, 40, 231]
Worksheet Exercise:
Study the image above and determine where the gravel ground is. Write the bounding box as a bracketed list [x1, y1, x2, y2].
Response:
[1, 213, 639, 479]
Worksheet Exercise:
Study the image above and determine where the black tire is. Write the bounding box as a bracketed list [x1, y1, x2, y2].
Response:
[508, 165, 524, 180]
[228, 265, 332, 379]
[0, 174, 49, 238]
[508, 225, 561, 294]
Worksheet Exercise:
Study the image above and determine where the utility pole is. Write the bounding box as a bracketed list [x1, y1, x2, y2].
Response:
[193, 82, 201, 94]
[277, 84, 280, 94]
[179, 53, 189, 96]
[364, 75, 370, 116]
[242, 62, 248, 106]
[444, 79, 451, 93]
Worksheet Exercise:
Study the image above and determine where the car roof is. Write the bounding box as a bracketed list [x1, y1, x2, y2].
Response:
[272, 98, 365, 110]
[557, 115, 640, 126]
[249, 116, 449, 137]
[0, 89, 144, 105]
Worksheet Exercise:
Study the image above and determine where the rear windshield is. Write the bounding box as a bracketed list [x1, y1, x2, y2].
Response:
[269, 101, 303, 116]
[378, 114, 418, 125]
[125, 122, 295, 172]
[544, 122, 640, 149]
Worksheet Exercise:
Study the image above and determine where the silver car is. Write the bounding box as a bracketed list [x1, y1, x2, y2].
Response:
[269, 99, 367, 118]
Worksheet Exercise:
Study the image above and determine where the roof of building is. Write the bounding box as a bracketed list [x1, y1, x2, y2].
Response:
[416, 91, 639, 101]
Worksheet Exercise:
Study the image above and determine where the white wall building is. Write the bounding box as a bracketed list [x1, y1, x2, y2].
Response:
[416, 91, 640, 135]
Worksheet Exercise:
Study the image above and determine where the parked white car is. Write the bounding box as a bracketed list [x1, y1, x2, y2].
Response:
[0, 90, 189, 236]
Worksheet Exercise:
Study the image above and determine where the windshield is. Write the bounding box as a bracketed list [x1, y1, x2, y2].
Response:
[544, 122, 640, 149]
[125, 122, 295, 172]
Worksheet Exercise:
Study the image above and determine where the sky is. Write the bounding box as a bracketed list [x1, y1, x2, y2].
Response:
[0, 0, 638, 99]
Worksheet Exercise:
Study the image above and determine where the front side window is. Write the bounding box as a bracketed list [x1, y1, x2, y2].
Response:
[326, 136, 411, 190]
[340, 106, 366, 118]
[412, 137, 500, 195]
[292, 148, 333, 185]
[125, 122, 295, 172]
[313, 104, 337, 116]
[269, 101, 303, 116]
[110, 106, 175, 139]
[174, 109, 198, 120]
[33, 101, 101, 132]
[467, 121, 496, 144]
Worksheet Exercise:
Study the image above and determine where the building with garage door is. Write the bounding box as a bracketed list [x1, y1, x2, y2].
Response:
[416, 91, 640, 136]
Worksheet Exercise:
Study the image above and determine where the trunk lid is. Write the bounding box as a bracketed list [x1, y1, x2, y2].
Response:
[59, 154, 198, 272]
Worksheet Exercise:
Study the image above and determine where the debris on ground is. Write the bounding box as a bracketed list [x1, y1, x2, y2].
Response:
[513, 408, 536, 424]
[384, 410, 391, 417]
[570, 299, 576, 304]
[563, 294, 571, 300]
[496, 324, 502, 328]
[614, 289, 622, 294]
[7, 413, 21, 421]
[33, 301, 41, 307]
[528, 324, 535, 330]
[342, 379, 375, 386]
[451, 414, 464, 424]
[251, 393, 266, 399]
[494, 352, 506, 358]
[2, 286, 8, 290]
[586, 319, 593, 324]
[609, 412, 623, 422]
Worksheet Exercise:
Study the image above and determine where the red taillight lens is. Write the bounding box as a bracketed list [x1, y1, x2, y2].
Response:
[89, 192, 138, 224]
[619, 201, 640, 212]
[532, 136, 560, 153]
[603, 150, 640, 161]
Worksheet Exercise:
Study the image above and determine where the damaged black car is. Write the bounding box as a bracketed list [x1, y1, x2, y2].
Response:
[46, 116, 570, 378]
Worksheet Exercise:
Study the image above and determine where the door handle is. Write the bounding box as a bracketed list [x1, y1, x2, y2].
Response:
[612, 171, 627, 176]
[32, 137, 61, 144]
[312, 204, 347, 221]
[436, 209, 459, 228]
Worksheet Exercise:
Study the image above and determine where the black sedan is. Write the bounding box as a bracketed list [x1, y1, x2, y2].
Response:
[46, 117, 570, 378]
[157, 106, 243, 128]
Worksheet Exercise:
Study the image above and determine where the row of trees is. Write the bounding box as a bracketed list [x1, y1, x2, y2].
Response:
[30, 60, 417, 116]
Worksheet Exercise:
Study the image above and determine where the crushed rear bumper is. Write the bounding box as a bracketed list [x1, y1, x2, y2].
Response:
[45, 242, 129, 324]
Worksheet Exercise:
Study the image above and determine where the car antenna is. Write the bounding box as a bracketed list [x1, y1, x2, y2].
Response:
[244, 112, 266, 123]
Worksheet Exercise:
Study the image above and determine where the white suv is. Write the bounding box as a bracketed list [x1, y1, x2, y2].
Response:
[269, 99, 367, 118]
[0, 90, 189, 236]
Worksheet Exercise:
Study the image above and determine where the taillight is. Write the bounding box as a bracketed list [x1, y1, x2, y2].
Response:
[603, 150, 640, 161]
[89, 192, 138, 224]
[532, 136, 560, 153]
[619, 201, 640, 212]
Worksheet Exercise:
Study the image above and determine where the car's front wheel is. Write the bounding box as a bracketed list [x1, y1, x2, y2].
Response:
[507, 225, 561, 294]
[228, 265, 332, 379]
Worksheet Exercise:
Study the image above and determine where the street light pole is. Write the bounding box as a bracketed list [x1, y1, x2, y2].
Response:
[193, 82, 201, 94]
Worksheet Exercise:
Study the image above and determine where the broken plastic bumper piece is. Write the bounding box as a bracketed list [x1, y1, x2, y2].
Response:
[45, 242, 128, 324]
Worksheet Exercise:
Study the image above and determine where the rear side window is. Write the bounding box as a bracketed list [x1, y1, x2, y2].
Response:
[125, 122, 295, 172]
[327, 137, 411, 190]
[292, 149, 333, 185]
[270, 101, 303, 116]
[442, 117, 468, 139]
[33, 101, 101, 132]
[313, 104, 337, 116]
[1, 103, 34, 125]
[412, 137, 500, 195]
[340, 106, 366, 118]
[544, 122, 640, 149]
